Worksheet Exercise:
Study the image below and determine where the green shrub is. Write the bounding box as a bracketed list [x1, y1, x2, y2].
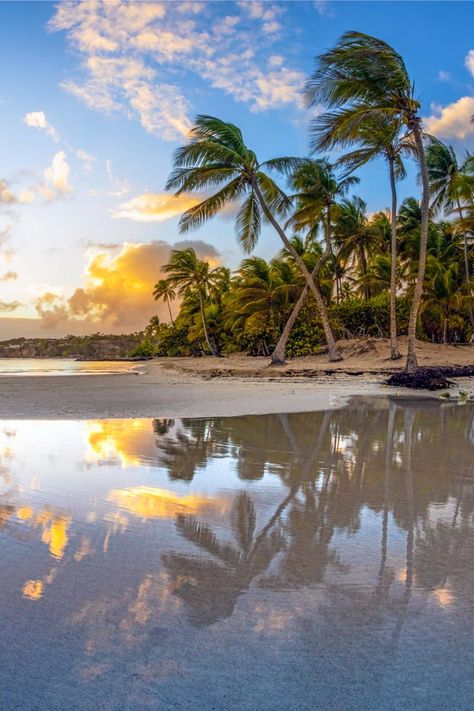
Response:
[130, 341, 155, 358]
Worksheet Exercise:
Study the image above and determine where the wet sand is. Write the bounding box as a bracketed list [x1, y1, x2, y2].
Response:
[0, 338, 472, 419]
[0, 360, 394, 418]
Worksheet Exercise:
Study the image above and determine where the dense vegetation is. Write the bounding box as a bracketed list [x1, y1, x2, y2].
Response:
[140, 32, 473, 369]
[0, 333, 144, 359]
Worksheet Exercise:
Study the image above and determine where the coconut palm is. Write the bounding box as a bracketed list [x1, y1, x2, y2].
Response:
[336, 117, 415, 359]
[306, 31, 431, 371]
[425, 138, 474, 328]
[144, 315, 161, 341]
[162, 248, 221, 356]
[165, 115, 342, 361]
[333, 196, 381, 302]
[270, 159, 357, 365]
[153, 278, 176, 324]
[224, 256, 296, 355]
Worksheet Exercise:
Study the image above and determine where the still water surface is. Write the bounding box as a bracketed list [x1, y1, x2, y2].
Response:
[1, 398, 474, 710]
[0, 358, 144, 376]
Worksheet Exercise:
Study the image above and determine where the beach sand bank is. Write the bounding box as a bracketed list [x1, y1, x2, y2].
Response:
[0, 337, 472, 419]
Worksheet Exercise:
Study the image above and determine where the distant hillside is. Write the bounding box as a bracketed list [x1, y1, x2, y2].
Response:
[0, 332, 144, 359]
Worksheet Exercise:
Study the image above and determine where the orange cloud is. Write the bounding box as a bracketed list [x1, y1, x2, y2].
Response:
[108, 486, 229, 520]
[112, 192, 202, 223]
[34, 239, 220, 331]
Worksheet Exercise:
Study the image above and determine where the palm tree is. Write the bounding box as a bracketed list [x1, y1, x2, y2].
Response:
[165, 115, 342, 362]
[306, 31, 431, 372]
[162, 248, 221, 356]
[225, 256, 296, 353]
[144, 315, 160, 341]
[153, 278, 176, 324]
[336, 117, 415, 359]
[270, 159, 357, 365]
[425, 138, 474, 329]
[333, 196, 381, 302]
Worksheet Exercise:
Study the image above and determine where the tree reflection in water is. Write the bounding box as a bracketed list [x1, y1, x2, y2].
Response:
[156, 398, 474, 637]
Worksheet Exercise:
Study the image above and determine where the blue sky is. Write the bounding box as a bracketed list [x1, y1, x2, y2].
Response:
[0, 1, 473, 337]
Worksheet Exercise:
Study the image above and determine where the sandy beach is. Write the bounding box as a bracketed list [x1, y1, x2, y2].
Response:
[0, 338, 472, 419]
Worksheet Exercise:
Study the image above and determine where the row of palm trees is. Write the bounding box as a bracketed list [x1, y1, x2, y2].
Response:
[153, 192, 470, 357]
[154, 32, 473, 371]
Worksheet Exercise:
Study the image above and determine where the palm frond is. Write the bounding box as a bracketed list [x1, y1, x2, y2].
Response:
[235, 191, 261, 253]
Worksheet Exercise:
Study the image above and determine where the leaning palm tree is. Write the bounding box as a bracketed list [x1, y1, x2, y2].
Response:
[153, 278, 176, 324]
[425, 138, 474, 329]
[166, 115, 342, 361]
[336, 117, 415, 359]
[162, 248, 220, 356]
[306, 31, 430, 372]
[270, 159, 357, 365]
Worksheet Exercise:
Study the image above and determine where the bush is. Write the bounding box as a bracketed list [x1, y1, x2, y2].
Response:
[129, 341, 155, 358]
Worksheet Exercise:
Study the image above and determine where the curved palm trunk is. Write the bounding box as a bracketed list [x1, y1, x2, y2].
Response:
[271, 283, 308, 365]
[406, 123, 430, 372]
[270, 248, 329, 365]
[388, 158, 401, 359]
[198, 290, 218, 356]
[254, 184, 342, 362]
[456, 200, 474, 330]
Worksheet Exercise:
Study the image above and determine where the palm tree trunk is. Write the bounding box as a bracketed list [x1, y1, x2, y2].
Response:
[271, 283, 308, 365]
[167, 300, 174, 325]
[253, 183, 342, 362]
[456, 200, 474, 330]
[198, 290, 217, 356]
[406, 122, 430, 372]
[389, 157, 401, 359]
[270, 249, 329, 365]
[359, 246, 370, 302]
[443, 316, 448, 344]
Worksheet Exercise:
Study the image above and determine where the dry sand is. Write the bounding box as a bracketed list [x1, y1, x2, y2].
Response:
[0, 338, 472, 419]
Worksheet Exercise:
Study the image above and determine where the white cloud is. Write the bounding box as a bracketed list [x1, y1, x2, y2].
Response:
[465, 50, 474, 76]
[0, 271, 18, 281]
[0, 180, 17, 205]
[438, 70, 451, 82]
[76, 148, 96, 171]
[23, 111, 59, 142]
[424, 97, 474, 139]
[106, 160, 130, 197]
[314, 0, 333, 17]
[40, 151, 72, 200]
[48, 1, 304, 140]
[112, 192, 201, 222]
[0, 270, 17, 282]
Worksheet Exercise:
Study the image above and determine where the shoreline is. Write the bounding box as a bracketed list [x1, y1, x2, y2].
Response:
[0, 359, 460, 420]
[0, 338, 471, 420]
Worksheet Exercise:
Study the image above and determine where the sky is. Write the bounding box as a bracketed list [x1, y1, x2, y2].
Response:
[1, 0, 474, 338]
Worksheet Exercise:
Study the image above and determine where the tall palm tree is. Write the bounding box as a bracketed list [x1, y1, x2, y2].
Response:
[306, 31, 431, 372]
[162, 248, 220, 356]
[425, 138, 474, 329]
[336, 117, 415, 359]
[165, 115, 342, 361]
[153, 278, 176, 324]
[270, 160, 357, 365]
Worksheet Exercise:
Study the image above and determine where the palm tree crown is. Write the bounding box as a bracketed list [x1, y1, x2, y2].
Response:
[166, 114, 343, 361]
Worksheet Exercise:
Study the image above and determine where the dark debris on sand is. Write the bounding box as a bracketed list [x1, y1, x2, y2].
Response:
[386, 365, 474, 390]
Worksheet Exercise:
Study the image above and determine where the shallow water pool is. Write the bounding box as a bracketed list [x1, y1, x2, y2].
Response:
[1, 398, 474, 710]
